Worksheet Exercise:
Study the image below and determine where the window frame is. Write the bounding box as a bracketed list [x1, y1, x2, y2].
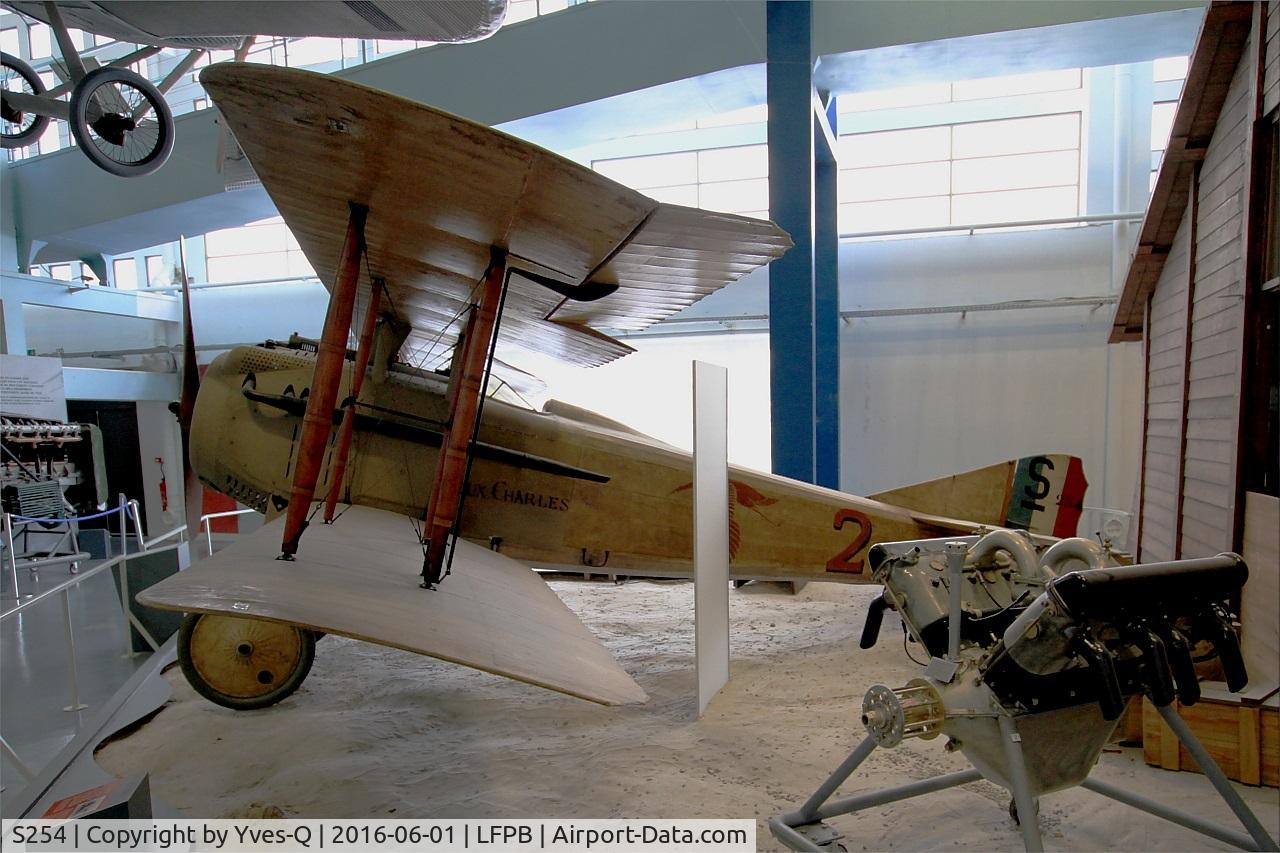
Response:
[836, 110, 1085, 233]
[591, 142, 770, 218]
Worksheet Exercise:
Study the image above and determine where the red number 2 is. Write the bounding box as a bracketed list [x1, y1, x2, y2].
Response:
[825, 508, 873, 574]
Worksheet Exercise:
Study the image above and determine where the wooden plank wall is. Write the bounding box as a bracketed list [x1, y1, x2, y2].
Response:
[1141, 214, 1192, 562]
[1242, 1, 1279, 692]
[1182, 32, 1252, 558]
[1137, 2, 1278, 700]
[1242, 492, 1280, 687]
[1139, 28, 1254, 562]
[1265, 0, 1278, 115]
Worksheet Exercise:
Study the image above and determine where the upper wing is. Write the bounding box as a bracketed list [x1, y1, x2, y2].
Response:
[200, 63, 791, 370]
[5, 2, 507, 48]
[137, 505, 647, 706]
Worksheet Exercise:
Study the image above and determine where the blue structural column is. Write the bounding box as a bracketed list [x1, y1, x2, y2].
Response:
[766, 0, 840, 488]
[812, 97, 840, 489]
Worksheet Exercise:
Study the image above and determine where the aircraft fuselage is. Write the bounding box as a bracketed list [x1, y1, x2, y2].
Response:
[192, 345, 968, 582]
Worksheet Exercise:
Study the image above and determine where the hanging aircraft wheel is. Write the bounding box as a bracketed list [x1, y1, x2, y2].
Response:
[1, 52, 50, 149]
[68, 67, 174, 178]
[177, 613, 316, 710]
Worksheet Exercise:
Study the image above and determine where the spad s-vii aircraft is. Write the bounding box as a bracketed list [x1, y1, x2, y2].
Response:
[138, 63, 1090, 712]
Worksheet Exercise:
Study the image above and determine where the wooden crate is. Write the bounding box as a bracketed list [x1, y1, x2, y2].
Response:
[1142, 683, 1280, 787]
[1112, 695, 1145, 745]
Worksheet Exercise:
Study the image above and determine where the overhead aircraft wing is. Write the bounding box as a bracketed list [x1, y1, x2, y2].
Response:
[137, 505, 647, 706]
[199, 63, 792, 371]
[4, 2, 508, 49]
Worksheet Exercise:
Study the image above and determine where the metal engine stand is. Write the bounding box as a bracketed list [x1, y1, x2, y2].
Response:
[770, 534, 1279, 852]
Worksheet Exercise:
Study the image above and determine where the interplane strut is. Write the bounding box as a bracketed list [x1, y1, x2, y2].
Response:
[279, 201, 368, 559]
[420, 248, 508, 587]
[323, 278, 384, 523]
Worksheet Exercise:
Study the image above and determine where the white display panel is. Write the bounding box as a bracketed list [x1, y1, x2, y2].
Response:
[693, 360, 730, 718]
[0, 354, 67, 422]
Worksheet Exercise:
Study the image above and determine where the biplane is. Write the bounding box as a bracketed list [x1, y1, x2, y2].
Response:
[0, 0, 506, 176]
[136, 63, 1090, 712]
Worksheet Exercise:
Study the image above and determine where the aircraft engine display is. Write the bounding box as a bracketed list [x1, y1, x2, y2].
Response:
[772, 533, 1278, 853]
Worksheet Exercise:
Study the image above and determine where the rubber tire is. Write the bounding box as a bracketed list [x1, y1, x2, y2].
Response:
[1, 52, 50, 149]
[177, 613, 316, 711]
[68, 66, 174, 177]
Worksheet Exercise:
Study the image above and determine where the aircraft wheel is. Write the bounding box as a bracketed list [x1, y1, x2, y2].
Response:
[1, 52, 50, 149]
[177, 613, 316, 710]
[68, 67, 174, 177]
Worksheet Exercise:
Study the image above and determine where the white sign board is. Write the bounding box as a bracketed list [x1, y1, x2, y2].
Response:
[0, 354, 67, 422]
[693, 360, 730, 718]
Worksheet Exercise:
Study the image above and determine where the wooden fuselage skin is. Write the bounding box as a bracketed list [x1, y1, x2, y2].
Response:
[192, 346, 969, 582]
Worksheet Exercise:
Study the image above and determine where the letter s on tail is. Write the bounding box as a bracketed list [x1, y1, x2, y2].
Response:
[1004, 454, 1088, 537]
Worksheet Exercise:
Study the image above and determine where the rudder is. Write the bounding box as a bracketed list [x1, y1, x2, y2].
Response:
[870, 454, 1088, 537]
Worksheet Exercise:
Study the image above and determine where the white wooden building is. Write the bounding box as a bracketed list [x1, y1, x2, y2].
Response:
[1111, 0, 1279, 687]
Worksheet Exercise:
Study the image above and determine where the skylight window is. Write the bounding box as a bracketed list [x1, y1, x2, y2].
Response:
[592, 144, 769, 218]
[203, 217, 315, 284]
[1150, 57, 1189, 191]
[836, 69, 1085, 233]
[838, 113, 1082, 233]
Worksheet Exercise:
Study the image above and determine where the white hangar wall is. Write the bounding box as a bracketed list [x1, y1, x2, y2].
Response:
[2, 52, 1169, 524]
[542, 223, 1143, 517]
[838, 226, 1142, 512]
[551, 59, 1162, 516]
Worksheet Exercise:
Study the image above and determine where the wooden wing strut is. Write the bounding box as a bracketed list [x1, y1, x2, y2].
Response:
[280, 201, 367, 559]
[323, 278, 383, 523]
[420, 248, 507, 587]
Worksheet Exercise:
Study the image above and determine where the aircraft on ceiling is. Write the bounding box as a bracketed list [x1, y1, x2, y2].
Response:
[136, 62, 1092, 712]
[0, 0, 507, 176]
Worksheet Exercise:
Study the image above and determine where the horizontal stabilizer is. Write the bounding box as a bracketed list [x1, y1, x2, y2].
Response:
[137, 506, 647, 706]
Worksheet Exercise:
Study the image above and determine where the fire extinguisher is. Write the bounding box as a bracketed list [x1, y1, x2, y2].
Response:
[156, 457, 169, 512]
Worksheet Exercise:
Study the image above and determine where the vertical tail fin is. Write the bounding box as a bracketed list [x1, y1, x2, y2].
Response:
[1004, 454, 1088, 537]
[870, 454, 1088, 537]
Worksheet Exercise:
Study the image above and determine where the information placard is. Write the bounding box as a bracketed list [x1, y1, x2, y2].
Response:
[0, 354, 67, 422]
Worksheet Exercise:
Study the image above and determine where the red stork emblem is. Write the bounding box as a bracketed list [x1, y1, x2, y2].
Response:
[671, 480, 780, 561]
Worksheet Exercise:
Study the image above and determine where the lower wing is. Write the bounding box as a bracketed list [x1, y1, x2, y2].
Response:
[137, 505, 647, 706]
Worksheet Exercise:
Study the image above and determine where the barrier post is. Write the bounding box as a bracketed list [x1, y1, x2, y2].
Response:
[60, 587, 89, 714]
[2, 513, 20, 601]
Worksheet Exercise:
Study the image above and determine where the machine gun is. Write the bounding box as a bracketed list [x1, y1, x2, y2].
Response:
[771, 532, 1278, 853]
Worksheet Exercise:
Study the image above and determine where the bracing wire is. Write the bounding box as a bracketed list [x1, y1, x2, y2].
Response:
[404, 272, 487, 371]
[406, 297, 476, 372]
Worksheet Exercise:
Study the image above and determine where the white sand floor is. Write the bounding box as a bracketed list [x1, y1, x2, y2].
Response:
[97, 579, 1280, 851]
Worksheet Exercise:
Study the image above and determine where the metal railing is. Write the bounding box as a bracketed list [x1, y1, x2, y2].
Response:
[2, 504, 111, 600]
[0, 495, 255, 782]
[200, 509, 255, 556]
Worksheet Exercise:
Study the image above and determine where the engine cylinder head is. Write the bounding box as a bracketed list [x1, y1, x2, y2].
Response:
[861, 679, 945, 747]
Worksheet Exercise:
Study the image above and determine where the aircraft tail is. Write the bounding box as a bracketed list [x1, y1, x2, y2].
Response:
[870, 454, 1088, 538]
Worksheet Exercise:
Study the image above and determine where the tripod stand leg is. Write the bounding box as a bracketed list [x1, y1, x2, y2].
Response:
[1157, 704, 1278, 851]
[999, 715, 1044, 853]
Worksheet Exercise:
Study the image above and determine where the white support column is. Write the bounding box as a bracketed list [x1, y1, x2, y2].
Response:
[693, 360, 730, 719]
[1105, 61, 1155, 514]
[0, 298, 27, 356]
[135, 400, 185, 537]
